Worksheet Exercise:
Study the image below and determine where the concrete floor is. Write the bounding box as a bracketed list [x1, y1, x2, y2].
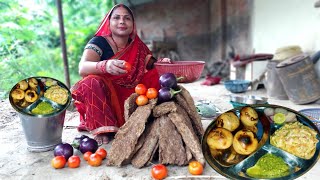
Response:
[1, 79, 320, 180]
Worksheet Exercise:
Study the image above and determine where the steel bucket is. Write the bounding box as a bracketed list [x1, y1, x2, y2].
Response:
[9, 76, 71, 152]
[18, 108, 67, 152]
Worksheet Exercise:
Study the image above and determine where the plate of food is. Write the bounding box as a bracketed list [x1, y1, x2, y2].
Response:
[9, 76, 71, 116]
[202, 104, 320, 180]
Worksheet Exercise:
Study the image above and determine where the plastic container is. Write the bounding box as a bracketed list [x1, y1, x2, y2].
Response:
[154, 61, 205, 83]
[224, 80, 251, 93]
[9, 77, 71, 152]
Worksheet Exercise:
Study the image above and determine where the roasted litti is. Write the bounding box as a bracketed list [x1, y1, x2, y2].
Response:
[16, 80, 28, 90]
[216, 111, 240, 132]
[240, 106, 258, 127]
[221, 146, 247, 165]
[24, 90, 38, 103]
[28, 78, 38, 88]
[233, 129, 258, 155]
[207, 127, 233, 150]
[243, 125, 258, 134]
[18, 99, 30, 108]
[11, 89, 25, 100]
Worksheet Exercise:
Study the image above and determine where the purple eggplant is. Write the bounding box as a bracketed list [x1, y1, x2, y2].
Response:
[53, 143, 74, 160]
[158, 87, 182, 103]
[79, 137, 98, 154]
[159, 73, 178, 88]
[71, 134, 90, 150]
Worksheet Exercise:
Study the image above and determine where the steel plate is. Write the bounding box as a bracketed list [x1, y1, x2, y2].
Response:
[202, 104, 320, 180]
[9, 76, 71, 117]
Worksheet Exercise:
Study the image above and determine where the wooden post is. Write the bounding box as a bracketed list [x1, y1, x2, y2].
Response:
[56, 0, 70, 88]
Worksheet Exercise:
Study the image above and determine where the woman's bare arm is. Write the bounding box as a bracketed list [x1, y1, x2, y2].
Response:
[78, 45, 127, 77]
[78, 45, 103, 77]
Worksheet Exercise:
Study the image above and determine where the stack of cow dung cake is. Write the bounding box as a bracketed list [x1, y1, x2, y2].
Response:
[106, 85, 205, 168]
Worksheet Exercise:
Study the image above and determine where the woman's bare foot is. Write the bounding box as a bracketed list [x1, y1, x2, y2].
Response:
[94, 133, 115, 145]
[94, 134, 110, 145]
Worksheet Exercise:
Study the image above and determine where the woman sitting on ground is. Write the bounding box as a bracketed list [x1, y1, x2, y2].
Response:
[71, 4, 170, 144]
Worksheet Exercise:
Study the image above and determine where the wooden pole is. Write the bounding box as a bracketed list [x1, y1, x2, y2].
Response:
[56, 0, 70, 88]
[221, 0, 227, 60]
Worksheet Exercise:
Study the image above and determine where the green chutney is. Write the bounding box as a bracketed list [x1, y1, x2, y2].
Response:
[31, 101, 55, 115]
[246, 153, 290, 178]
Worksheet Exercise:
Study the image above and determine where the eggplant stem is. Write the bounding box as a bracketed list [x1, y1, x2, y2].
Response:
[177, 77, 185, 82]
[171, 88, 182, 96]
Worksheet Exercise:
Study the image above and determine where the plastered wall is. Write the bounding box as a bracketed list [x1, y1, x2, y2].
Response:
[245, 0, 320, 81]
[133, 0, 252, 77]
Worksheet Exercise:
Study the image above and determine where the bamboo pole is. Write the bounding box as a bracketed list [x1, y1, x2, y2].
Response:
[56, 0, 70, 88]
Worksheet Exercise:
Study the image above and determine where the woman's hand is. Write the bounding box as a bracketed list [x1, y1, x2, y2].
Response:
[105, 59, 128, 75]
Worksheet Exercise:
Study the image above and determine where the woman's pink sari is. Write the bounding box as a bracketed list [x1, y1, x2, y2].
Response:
[71, 4, 160, 136]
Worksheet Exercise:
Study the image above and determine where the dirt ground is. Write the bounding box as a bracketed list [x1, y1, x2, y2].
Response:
[1, 81, 320, 180]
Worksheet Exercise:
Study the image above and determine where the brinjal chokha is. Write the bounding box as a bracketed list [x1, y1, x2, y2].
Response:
[240, 106, 258, 127]
[44, 85, 69, 105]
[207, 127, 233, 150]
[216, 111, 240, 132]
[233, 129, 258, 155]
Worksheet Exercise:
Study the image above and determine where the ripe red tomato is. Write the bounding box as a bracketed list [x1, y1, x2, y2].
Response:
[135, 84, 147, 95]
[51, 156, 66, 169]
[136, 95, 149, 106]
[88, 153, 102, 167]
[188, 161, 203, 175]
[83, 151, 92, 161]
[67, 155, 81, 168]
[146, 88, 158, 99]
[124, 62, 132, 72]
[151, 164, 168, 180]
[95, 148, 107, 160]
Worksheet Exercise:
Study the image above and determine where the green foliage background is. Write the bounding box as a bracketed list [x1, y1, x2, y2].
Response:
[0, 0, 114, 99]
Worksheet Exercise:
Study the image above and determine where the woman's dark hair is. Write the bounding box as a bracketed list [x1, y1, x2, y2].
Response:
[109, 4, 134, 21]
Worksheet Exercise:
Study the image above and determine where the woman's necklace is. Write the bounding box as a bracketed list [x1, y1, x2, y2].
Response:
[111, 36, 126, 52]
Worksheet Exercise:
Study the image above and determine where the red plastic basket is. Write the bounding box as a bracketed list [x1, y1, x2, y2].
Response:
[154, 61, 205, 83]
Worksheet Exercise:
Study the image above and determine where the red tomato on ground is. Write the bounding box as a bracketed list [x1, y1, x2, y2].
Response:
[151, 164, 168, 180]
[124, 62, 132, 72]
[83, 151, 92, 161]
[51, 156, 66, 169]
[88, 153, 102, 167]
[136, 95, 149, 106]
[67, 155, 81, 168]
[135, 84, 147, 95]
[95, 148, 107, 160]
[146, 88, 158, 99]
[188, 161, 203, 175]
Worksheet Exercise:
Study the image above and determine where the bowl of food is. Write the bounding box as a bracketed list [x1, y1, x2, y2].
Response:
[154, 61, 205, 83]
[202, 104, 320, 180]
[224, 80, 251, 93]
[9, 77, 71, 152]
